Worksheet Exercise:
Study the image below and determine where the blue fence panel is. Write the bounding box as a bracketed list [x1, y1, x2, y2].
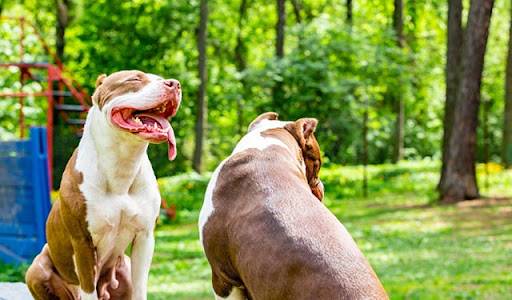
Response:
[0, 127, 51, 264]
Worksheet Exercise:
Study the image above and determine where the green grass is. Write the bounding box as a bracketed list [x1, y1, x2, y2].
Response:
[2, 160, 512, 299]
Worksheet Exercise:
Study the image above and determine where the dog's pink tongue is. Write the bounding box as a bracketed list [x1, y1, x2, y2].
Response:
[167, 126, 176, 161]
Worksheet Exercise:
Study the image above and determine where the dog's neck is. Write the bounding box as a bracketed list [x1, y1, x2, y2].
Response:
[78, 106, 149, 194]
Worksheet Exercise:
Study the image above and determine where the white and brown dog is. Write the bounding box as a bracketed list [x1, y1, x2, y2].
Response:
[199, 112, 388, 300]
[25, 70, 181, 300]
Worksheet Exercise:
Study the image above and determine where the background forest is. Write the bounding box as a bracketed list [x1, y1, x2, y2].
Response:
[0, 0, 511, 298]
[0, 0, 508, 176]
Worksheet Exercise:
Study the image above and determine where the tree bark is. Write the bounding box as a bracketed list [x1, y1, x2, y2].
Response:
[439, 0, 463, 189]
[55, 0, 71, 62]
[392, 0, 405, 162]
[439, 0, 494, 203]
[193, 0, 208, 173]
[276, 0, 285, 58]
[503, 2, 512, 167]
[272, 0, 286, 107]
[346, 0, 353, 26]
[235, 0, 248, 136]
[291, 0, 302, 24]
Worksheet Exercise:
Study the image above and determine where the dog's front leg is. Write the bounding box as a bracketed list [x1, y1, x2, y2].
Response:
[131, 230, 155, 300]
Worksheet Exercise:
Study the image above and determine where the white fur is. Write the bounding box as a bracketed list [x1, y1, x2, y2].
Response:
[215, 287, 245, 300]
[232, 119, 292, 154]
[79, 290, 97, 300]
[198, 160, 226, 244]
[73, 74, 166, 300]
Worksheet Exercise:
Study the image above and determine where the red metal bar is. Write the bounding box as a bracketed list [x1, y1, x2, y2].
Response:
[19, 69, 25, 139]
[0, 16, 92, 188]
[0, 92, 48, 97]
[19, 97, 25, 138]
[46, 69, 55, 189]
[0, 63, 50, 69]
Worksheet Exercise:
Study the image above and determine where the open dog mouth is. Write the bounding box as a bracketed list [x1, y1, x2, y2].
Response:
[110, 95, 180, 160]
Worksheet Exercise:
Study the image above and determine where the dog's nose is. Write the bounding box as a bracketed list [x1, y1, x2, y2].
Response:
[164, 79, 181, 90]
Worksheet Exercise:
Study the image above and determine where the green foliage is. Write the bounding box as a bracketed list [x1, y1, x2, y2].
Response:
[158, 172, 210, 222]
[0, 0, 510, 172]
[0, 263, 27, 282]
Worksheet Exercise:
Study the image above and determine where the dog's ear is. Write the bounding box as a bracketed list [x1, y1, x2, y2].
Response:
[284, 118, 318, 148]
[95, 74, 107, 88]
[248, 112, 279, 131]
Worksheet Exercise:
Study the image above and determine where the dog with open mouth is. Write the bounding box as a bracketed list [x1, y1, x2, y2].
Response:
[25, 70, 181, 300]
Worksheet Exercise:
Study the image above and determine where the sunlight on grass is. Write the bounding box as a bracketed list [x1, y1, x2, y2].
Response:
[1, 161, 510, 299]
[150, 160, 512, 299]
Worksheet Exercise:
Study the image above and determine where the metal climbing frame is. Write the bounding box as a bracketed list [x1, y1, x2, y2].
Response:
[0, 16, 91, 187]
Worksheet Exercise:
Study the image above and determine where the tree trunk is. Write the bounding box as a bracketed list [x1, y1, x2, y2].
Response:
[193, 0, 208, 174]
[503, 2, 512, 167]
[346, 0, 353, 26]
[392, 0, 405, 162]
[55, 0, 71, 62]
[291, 0, 302, 24]
[276, 0, 285, 58]
[439, 0, 494, 203]
[272, 0, 286, 107]
[439, 0, 463, 189]
[235, 0, 248, 136]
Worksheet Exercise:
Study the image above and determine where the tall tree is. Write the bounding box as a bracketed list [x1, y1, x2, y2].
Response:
[193, 0, 208, 173]
[439, 0, 494, 202]
[439, 0, 463, 188]
[272, 0, 286, 107]
[503, 2, 512, 167]
[55, 0, 71, 61]
[275, 0, 285, 58]
[346, 0, 353, 26]
[291, 0, 302, 24]
[234, 0, 249, 135]
[392, 0, 405, 162]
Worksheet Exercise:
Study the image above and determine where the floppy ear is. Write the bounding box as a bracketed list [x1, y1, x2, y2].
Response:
[284, 118, 318, 148]
[95, 74, 107, 88]
[248, 112, 279, 131]
[92, 74, 107, 106]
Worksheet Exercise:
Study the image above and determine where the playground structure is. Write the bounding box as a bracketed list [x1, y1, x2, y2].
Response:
[0, 127, 51, 264]
[0, 16, 91, 187]
[0, 17, 91, 264]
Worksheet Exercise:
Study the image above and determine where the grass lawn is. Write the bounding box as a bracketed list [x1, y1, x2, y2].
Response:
[2, 160, 511, 299]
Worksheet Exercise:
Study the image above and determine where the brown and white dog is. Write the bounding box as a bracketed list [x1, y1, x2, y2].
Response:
[199, 112, 388, 300]
[25, 70, 181, 300]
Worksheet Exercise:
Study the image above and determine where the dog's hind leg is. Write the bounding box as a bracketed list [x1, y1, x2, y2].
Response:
[97, 255, 132, 300]
[211, 271, 246, 300]
[26, 244, 79, 300]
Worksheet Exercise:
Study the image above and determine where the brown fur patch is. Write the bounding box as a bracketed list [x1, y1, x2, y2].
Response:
[261, 119, 323, 200]
[46, 149, 97, 293]
[92, 70, 151, 109]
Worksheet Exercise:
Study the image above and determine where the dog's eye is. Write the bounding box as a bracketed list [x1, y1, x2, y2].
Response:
[126, 77, 142, 82]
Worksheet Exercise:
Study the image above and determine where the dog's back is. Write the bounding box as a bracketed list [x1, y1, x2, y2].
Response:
[202, 147, 388, 300]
